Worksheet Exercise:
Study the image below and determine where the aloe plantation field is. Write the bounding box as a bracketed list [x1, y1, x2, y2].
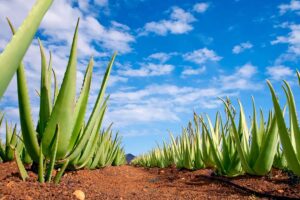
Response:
[0, 0, 300, 199]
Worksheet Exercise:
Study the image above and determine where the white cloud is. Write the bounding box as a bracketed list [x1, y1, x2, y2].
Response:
[120, 129, 162, 138]
[181, 66, 206, 76]
[44, 1, 135, 54]
[279, 0, 300, 15]
[193, 3, 210, 13]
[216, 63, 262, 90]
[118, 63, 174, 77]
[147, 52, 173, 63]
[108, 75, 128, 87]
[0, 0, 135, 55]
[272, 24, 300, 63]
[183, 48, 221, 64]
[266, 65, 294, 81]
[141, 7, 196, 36]
[0, 0, 35, 41]
[108, 104, 180, 125]
[78, 0, 90, 11]
[107, 84, 237, 127]
[232, 42, 253, 54]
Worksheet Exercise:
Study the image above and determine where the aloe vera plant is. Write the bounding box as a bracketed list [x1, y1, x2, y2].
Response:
[268, 73, 300, 176]
[0, 113, 32, 164]
[112, 147, 127, 166]
[0, 116, 19, 162]
[0, 0, 53, 98]
[198, 113, 242, 177]
[80, 127, 126, 169]
[223, 98, 279, 176]
[273, 144, 287, 169]
[7, 18, 118, 183]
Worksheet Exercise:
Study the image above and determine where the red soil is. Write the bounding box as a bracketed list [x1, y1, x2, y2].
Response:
[0, 162, 299, 199]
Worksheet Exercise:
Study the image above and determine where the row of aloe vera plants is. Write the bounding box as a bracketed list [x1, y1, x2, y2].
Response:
[132, 72, 300, 177]
[0, 0, 126, 183]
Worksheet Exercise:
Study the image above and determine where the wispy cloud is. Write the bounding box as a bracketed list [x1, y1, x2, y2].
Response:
[181, 66, 206, 77]
[147, 52, 176, 63]
[118, 63, 174, 77]
[272, 24, 300, 63]
[278, 0, 300, 15]
[266, 65, 294, 81]
[139, 6, 196, 36]
[183, 48, 222, 64]
[232, 42, 253, 54]
[107, 84, 235, 127]
[193, 2, 210, 13]
[215, 63, 263, 90]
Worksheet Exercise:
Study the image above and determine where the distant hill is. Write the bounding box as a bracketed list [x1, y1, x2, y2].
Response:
[126, 154, 135, 164]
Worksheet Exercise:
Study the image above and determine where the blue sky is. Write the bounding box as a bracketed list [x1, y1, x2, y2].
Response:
[0, 0, 300, 155]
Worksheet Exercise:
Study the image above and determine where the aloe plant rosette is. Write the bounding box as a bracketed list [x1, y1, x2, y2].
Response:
[9, 18, 116, 182]
[268, 72, 300, 176]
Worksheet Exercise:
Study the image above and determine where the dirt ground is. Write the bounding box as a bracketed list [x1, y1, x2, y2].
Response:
[0, 162, 299, 200]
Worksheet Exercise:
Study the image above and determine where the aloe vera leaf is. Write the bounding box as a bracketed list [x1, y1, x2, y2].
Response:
[14, 150, 28, 181]
[283, 81, 300, 157]
[238, 101, 250, 157]
[47, 52, 53, 112]
[75, 133, 99, 169]
[38, 144, 44, 183]
[16, 134, 24, 153]
[194, 130, 204, 169]
[0, 114, 3, 128]
[267, 81, 300, 175]
[213, 113, 220, 143]
[46, 125, 59, 182]
[249, 97, 260, 168]
[74, 123, 99, 166]
[52, 69, 59, 105]
[42, 19, 79, 159]
[66, 98, 108, 161]
[89, 140, 104, 169]
[5, 121, 12, 156]
[70, 125, 84, 152]
[169, 133, 179, 162]
[201, 117, 225, 173]
[83, 53, 116, 140]
[206, 115, 218, 146]
[0, 143, 5, 161]
[54, 159, 69, 184]
[201, 125, 209, 165]
[6, 18, 40, 162]
[108, 140, 122, 166]
[7, 124, 18, 160]
[22, 148, 33, 165]
[0, 115, 4, 160]
[38, 39, 51, 136]
[76, 110, 109, 166]
[221, 128, 231, 173]
[0, 0, 54, 98]
[223, 100, 254, 174]
[253, 114, 278, 175]
[282, 86, 297, 150]
[67, 57, 94, 153]
[257, 109, 265, 145]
